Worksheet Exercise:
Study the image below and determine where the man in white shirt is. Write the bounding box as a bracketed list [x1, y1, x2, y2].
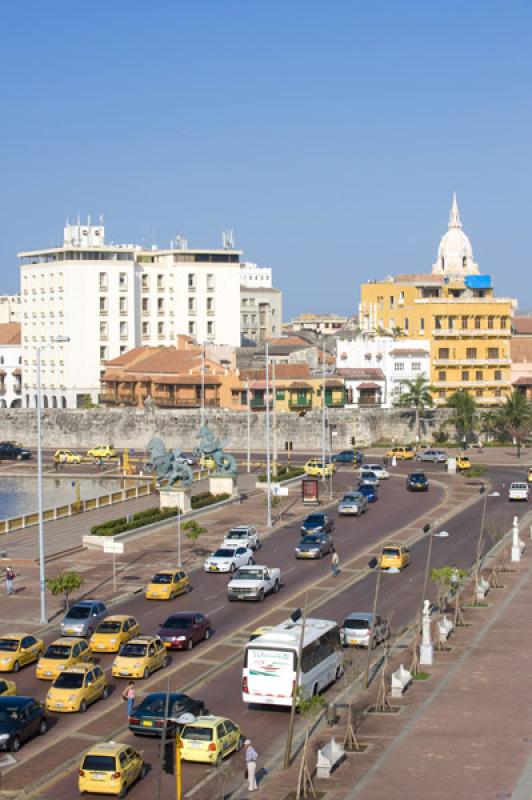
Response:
[244, 738, 258, 791]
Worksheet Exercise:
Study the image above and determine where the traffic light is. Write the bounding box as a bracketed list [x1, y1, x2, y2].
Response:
[162, 738, 175, 775]
[350, 437, 356, 446]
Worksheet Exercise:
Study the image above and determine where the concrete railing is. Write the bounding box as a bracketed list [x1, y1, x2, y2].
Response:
[0, 481, 155, 535]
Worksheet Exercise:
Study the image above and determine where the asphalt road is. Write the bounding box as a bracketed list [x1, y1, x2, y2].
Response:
[2, 462, 528, 799]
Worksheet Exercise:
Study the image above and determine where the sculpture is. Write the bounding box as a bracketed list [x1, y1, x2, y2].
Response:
[146, 436, 193, 487]
[194, 424, 237, 476]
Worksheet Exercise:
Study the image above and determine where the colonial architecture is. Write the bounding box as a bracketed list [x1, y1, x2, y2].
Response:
[511, 317, 532, 400]
[0, 323, 22, 408]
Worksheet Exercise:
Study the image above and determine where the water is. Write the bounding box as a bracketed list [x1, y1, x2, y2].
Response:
[0, 477, 135, 520]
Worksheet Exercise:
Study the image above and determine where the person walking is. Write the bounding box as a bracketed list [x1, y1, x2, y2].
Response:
[383, 455, 389, 468]
[5, 567, 14, 597]
[244, 739, 258, 792]
[122, 682, 136, 717]
[331, 548, 340, 578]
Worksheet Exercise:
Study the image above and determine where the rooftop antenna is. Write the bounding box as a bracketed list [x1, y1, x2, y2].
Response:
[222, 229, 235, 249]
[99, 213, 104, 226]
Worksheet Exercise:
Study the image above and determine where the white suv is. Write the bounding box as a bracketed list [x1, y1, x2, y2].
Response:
[223, 525, 260, 551]
[509, 482, 529, 501]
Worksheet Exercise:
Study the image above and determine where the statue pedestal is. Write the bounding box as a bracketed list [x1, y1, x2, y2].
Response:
[159, 488, 192, 513]
[209, 475, 237, 497]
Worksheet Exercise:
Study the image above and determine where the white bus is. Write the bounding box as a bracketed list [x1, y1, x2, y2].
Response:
[242, 618, 343, 707]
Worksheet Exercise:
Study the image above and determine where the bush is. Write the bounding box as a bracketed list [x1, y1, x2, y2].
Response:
[192, 492, 230, 509]
[465, 465, 488, 478]
[257, 466, 304, 483]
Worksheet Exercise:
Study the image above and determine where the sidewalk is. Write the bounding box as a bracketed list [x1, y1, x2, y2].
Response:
[251, 518, 532, 800]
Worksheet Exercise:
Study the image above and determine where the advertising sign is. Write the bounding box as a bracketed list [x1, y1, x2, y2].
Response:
[301, 477, 319, 505]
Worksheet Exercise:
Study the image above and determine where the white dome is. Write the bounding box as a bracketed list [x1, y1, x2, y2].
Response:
[432, 194, 479, 276]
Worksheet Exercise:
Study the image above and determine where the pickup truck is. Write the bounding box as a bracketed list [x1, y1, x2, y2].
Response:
[508, 481, 529, 501]
[227, 565, 281, 602]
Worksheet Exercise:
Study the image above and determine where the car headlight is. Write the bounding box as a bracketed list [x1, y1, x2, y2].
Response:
[175, 636, 187, 641]
[110, 638, 117, 644]
[68, 695, 77, 702]
[0, 734, 9, 742]
[1, 658, 12, 665]
[134, 662, 142, 668]
[58, 664, 66, 670]
[47, 691, 52, 698]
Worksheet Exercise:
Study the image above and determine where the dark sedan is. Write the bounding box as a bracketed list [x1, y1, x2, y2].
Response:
[300, 513, 334, 535]
[357, 484, 378, 503]
[157, 612, 211, 651]
[295, 533, 333, 559]
[332, 450, 363, 464]
[406, 472, 429, 492]
[0, 697, 48, 751]
[129, 692, 206, 737]
[0, 443, 31, 461]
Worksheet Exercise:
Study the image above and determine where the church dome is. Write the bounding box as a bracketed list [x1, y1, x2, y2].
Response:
[432, 194, 479, 276]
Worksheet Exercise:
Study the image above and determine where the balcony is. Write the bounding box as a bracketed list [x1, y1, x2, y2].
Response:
[433, 358, 510, 367]
[100, 392, 118, 404]
[288, 397, 312, 409]
[432, 329, 510, 337]
[431, 379, 510, 389]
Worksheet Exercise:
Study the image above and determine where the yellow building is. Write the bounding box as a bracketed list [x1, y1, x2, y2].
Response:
[359, 196, 516, 406]
[242, 364, 346, 412]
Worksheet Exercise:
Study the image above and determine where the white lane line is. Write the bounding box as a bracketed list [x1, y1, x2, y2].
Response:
[282, 566, 297, 576]
[207, 605, 225, 615]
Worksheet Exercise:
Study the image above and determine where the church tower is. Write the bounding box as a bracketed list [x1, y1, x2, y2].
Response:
[432, 194, 479, 277]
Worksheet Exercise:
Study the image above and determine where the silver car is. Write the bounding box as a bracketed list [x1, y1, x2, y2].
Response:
[416, 449, 447, 463]
[338, 492, 368, 516]
[60, 599, 108, 638]
[341, 612, 389, 648]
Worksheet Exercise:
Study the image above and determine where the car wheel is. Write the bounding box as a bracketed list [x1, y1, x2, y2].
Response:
[214, 752, 222, 768]
[335, 665, 343, 680]
[247, 558, 253, 565]
[10, 736, 21, 752]
[230, 563, 236, 573]
[258, 589, 265, 602]
[235, 735, 244, 752]
[38, 718, 48, 735]
[16, 454, 22, 461]
[204, 628, 211, 641]
[118, 785, 127, 799]
[273, 581, 280, 594]
[79, 700, 87, 713]
[102, 686, 109, 700]
[13, 661, 19, 673]
[187, 638, 193, 651]
[163, 655, 170, 668]
[143, 667, 149, 679]
[139, 764, 147, 780]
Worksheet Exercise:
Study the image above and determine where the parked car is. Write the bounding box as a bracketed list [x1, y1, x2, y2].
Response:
[90, 616, 140, 654]
[203, 546, 254, 574]
[416, 449, 447, 463]
[222, 525, 260, 551]
[331, 450, 363, 464]
[87, 445, 115, 458]
[128, 691, 206, 737]
[0, 633, 43, 673]
[60, 600, 108, 638]
[406, 472, 429, 492]
[338, 492, 368, 516]
[300, 513, 334, 534]
[508, 481, 529, 501]
[157, 612, 211, 650]
[0, 696, 48, 751]
[180, 715, 243, 766]
[227, 565, 281, 601]
[357, 484, 378, 503]
[53, 449, 82, 464]
[112, 635, 168, 680]
[361, 464, 389, 479]
[0, 680, 16, 696]
[341, 612, 389, 648]
[0, 442, 31, 461]
[385, 446, 415, 460]
[78, 741, 145, 796]
[145, 569, 189, 601]
[45, 663, 109, 713]
[304, 459, 336, 478]
[295, 533, 333, 559]
[36, 637, 91, 681]
[378, 543, 410, 571]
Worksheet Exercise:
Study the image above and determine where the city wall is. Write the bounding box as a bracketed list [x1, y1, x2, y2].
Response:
[0, 408, 452, 450]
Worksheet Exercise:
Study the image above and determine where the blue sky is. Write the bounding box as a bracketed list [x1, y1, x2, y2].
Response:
[1, 1, 531, 317]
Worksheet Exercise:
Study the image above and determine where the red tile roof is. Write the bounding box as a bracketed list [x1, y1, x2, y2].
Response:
[336, 368, 385, 380]
[512, 317, 532, 335]
[513, 377, 532, 386]
[0, 323, 21, 345]
[510, 340, 532, 363]
[357, 382, 382, 390]
[242, 364, 311, 381]
[389, 348, 429, 356]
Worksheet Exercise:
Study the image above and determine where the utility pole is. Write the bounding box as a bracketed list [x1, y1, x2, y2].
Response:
[265, 343, 272, 528]
[200, 343, 205, 429]
[246, 378, 251, 473]
[283, 596, 308, 768]
[272, 359, 278, 477]
[321, 335, 326, 481]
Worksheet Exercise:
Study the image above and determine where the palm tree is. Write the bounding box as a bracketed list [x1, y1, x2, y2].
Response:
[446, 391, 477, 445]
[398, 376, 434, 444]
[478, 410, 499, 444]
[495, 390, 532, 458]
[391, 326, 405, 340]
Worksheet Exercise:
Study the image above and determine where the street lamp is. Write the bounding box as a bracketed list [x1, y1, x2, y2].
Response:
[265, 342, 272, 528]
[420, 525, 450, 610]
[200, 343, 205, 429]
[363, 559, 400, 688]
[37, 335, 70, 624]
[473, 485, 500, 599]
[283, 604, 306, 769]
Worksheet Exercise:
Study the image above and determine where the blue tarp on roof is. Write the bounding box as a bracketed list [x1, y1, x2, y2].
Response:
[465, 275, 492, 289]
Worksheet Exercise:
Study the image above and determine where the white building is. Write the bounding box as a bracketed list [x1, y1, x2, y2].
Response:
[0, 323, 22, 408]
[240, 261, 272, 287]
[19, 221, 279, 408]
[0, 295, 21, 324]
[284, 313, 348, 335]
[336, 332, 430, 408]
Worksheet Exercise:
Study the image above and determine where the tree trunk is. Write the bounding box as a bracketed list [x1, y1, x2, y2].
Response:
[517, 439, 521, 458]
[415, 408, 420, 445]
[64, 590, 70, 612]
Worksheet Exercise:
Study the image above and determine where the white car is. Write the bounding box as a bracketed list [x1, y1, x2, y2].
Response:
[364, 464, 389, 479]
[204, 546, 254, 573]
[508, 482, 529, 501]
[222, 525, 260, 551]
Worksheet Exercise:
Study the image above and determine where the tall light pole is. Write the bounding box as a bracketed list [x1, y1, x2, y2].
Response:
[272, 360, 278, 478]
[473, 485, 499, 598]
[363, 561, 400, 688]
[265, 343, 272, 528]
[283, 601, 307, 769]
[37, 335, 70, 625]
[420, 526, 450, 608]
[246, 378, 251, 474]
[200, 343, 205, 429]
[321, 335, 326, 481]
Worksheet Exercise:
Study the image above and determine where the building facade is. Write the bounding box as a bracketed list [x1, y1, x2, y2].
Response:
[511, 317, 532, 399]
[0, 323, 22, 408]
[284, 313, 349, 335]
[0, 296, 21, 324]
[359, 197, 516, 406]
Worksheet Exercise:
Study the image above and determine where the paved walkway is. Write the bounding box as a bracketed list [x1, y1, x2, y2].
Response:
[245, 513, 532, 800]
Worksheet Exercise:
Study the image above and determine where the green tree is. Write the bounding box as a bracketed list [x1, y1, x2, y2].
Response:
[495, 390, 532, 458]
[46, 571, 84, 611]
[431, 565, 466, 610]
[477, 410, 499, 444]
[182, 520, 206, 542]
[446, 390, 477, 444]
[391, 326, 405, 340]
[398, 376, 434, 444]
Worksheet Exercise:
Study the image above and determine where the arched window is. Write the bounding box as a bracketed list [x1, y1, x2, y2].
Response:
[61, 396, 67, 409]
[43, 396, 49, 408]
[462, 256, 467, 268]
[52, 397, 57, 408]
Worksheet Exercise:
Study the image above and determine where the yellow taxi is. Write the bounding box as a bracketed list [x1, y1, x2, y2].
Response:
[78, 741, 146, 797]
[248, 626, 273, 642]
[90, 616, 140, 654]
[0, 679, 16, 696]
[304, 459, 335, 478]
[456, 456, 472, 471]
[385, 446, 415, 460]
[36, 637, 91, 681]
[528, 467, 532, 484]
[0, 633, 43, 673]
[111, 635, 168, 680]
[145, 570, 189, 601]
[54, 449, 82, 464]
[87, 445, 116, 459]
[200, 455, 216, 470]
[378, 543, 411, 571]
[180, 715, 243, 767]
[46, 663, 109, 713]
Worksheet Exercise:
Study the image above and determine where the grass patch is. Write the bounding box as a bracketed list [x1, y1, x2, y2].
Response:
[257, 466, 305, 483]
[464, 601, 489, 608]
[464, 464, 488, 478]
[412, 671, 431, 680]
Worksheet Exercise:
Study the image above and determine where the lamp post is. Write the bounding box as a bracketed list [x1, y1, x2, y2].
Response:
[37, 335, 70, 625]
[272, 360, 278, 478]
[363, 561, 400, 688]
[321, 336, 326, 481]
[283, 602, 307, 769]
[265, 343, 272, 528]
[177, 503, 182, 567]
[418, 527, 449, 666]
[473, 485, 500, 598]
[200, 343, 205, 429]
[246, 378, 251, 474]
[420, 525, 450, 610]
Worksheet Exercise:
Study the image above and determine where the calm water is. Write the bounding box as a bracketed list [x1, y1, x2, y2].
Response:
[0, 477, 134, 520]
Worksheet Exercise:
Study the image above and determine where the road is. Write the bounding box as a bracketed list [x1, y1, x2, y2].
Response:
[1, 462, 527, 799]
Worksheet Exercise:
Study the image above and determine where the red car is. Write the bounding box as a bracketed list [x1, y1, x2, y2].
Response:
[157, 612, 211, 651]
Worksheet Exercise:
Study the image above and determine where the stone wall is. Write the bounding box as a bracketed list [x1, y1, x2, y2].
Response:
[0, 407, 452, 450]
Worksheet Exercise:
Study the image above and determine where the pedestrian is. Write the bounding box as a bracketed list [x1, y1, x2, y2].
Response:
[331, 549, 340, 578]
[383, 455, 389, 468]
[122, 682, 136, 717]
[244, 739, 258, 792]
[5, 566, 14, 597]
[98, 456, 103, 472]
[391, 455, 397, 468]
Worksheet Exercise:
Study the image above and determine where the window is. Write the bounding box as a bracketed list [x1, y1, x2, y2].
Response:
[495, 388, 502, 397]
[435, 316, 442, 330]
[394, 362, 404, 372]
[119, 296, 127, 314]
[207, 321, 214, 336]
[188, 297, 196, 313]
[207, 297, 214, 313]
[466, 348, 477, 359]
[188, 321, 196, 336]
[438, 348, 449, 359]
[157, 298, 164, 314]
[142, 298, 149, 313]
[501, 316, 508, 329]
[462, 370, 469, 381]
[487, 316, 494, 329]
[276, 390, 285, 400]
[98, 273, 108, 290]
[487, 348, 499, 359]
[438, 371, 446, 381]
[475, 370, 483, 381]
[377, 295, 384, 310]
[119, 272, 127, 289]
[399, 291, 404, 304]
[207, 274, 215, 290]
[419, 318, 425, 332]
[412, 362, 421, 371]
[389, 296, 395, 309]
[99, 322, 108, 339]
[99, 346, 108, 361]
[188, 273, 196, 290]
[142, 322, 150, 337]
[476, 389, 483, 397]
[461, 316, 468, 329]
[141, 274, 149, 290]
[120, 322, 128, 339]
[99, 297, 108, 315]
[448, 316, 455, 330]
[157, 274, 164, 290]
[494, 370, 502, 381]
[158, 322, 165, 337]
[403, 318, 409, 331]
[120, 345, 127, 355]
[474, 316, 482, 329]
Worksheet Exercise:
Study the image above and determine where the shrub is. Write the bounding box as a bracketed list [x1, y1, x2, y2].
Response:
[90, 493, 230, 535]
[465, 464, 488, 478]
[192, 492, 230, 509]
[257, 466, 304, 483]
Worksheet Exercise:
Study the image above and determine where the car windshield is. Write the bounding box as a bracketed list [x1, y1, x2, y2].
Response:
[382, 548, 400, 557]
[54, 672, 84, 689]
[152, 574, 173, 584]
[162, 618, 192, 630]
[359, 486, 374, 494]
[213, 549, 235, 558]
[512, 483, 527, 489]
[226, 530, 248, 539]
[0, 706, 21, 721]
[66, 606, 91, 620]
[96, 621, 122, 633]
[181, 726, 213, 741]
[344, 618, 370, 630]
[410, 474, 426, 481]
[0, 640, 19, 652]
[361, 472, 376, 478]
[120, 643, 147, 657]
[342, 494, 362, 502]
[44, 645, 71, 659]
[233, 569, 260, 580]
[82, 755, 116, 772]
[304, 516, 323, 524]
[300, 536, 322, 545]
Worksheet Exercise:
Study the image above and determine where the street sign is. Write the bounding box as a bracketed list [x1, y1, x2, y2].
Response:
[103, 541, 125, 554]
[272, 485, 288, 497]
